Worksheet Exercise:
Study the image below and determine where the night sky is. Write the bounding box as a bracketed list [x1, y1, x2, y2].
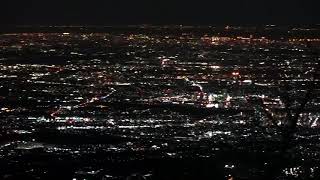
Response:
[1, 0, 320, 25]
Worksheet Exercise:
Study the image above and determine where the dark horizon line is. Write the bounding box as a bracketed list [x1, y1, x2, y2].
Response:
[2, 23, 320, 27]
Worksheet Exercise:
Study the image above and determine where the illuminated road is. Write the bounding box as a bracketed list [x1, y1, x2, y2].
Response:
[50, 88, 116, 118]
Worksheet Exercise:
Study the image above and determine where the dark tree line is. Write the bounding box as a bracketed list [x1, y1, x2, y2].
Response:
[260, 45, 320, 180]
